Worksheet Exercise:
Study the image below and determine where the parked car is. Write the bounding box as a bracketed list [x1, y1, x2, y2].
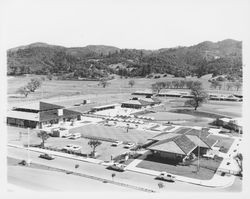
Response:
[156, 172, 176, 182]
[62, 133, 73, 138]
[124, 143, 135, 149]
[101, 161, 115, 166]
[69, 133, 81, 139]
[107, 163, 126, 172]
[62, 144, 82, 152]
[111, 141, 123, 147]
[39, 153, 55, 160]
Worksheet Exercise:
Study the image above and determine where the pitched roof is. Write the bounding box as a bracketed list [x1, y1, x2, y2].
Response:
[185, 129, 210, 138]
[186, 135, 209, 148]
[151, 132, 178, 141]
[40, 102, 64, 111]
[174, 127, 193, 134]
[149, 141, 187, 155]
[199, 136, 218, 148]
[149, 135, 197, 155]
[122, 100, 142, 105]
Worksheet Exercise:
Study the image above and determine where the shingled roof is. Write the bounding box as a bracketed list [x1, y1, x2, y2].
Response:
[148, 129, 217, 155]
[148, 135, 197, 155]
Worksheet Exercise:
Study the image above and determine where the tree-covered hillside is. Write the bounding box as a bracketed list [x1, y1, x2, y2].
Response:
[7, 39, 242, 79]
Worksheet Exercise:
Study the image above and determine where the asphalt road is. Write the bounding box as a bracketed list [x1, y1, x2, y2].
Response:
[7, 146, 241, 192]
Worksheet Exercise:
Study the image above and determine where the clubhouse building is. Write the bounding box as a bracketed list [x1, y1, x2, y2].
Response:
[147, 128, 218, 162]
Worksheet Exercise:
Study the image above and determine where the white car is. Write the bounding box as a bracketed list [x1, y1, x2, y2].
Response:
[62, 133, 73, 138]
[107, 163, 126, 172]
[156, 172, 176, 182]
[63, 144, 82, 152]
[111, 141, 123, 146]
[124, 143, 135, 149]
[69, 133, 81, 139]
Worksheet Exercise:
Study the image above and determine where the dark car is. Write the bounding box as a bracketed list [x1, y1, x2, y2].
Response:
[39, 153, 55, 160]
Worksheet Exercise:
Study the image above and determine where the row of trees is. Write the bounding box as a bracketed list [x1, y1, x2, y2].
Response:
[151, 80, 202, 93]
[17, 78, 43, 97]
[210, 80, 242, 91]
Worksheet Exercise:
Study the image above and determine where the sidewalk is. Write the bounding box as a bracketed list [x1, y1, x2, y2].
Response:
[8, 144, 103, 164]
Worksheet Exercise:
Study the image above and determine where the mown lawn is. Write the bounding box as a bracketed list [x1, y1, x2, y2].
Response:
[136, 154, 221, 180]
[210, 135, 235, 153]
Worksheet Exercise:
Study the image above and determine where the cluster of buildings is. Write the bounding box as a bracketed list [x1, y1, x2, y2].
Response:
[133, 89, 242, 101]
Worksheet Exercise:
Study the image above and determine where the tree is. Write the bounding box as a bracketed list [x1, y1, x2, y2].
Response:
[26, 78, 42, 92]
[17, 86, 30, 97]
[226, 82, 233, 91]
[47, 73, 53, 80]
[171, 80, 179, 88]
[210, 80, 221, 90]
[37, 130, 50, 148]
[179, 80, 186, 89]
[151, 82, 166, 93]
[234, 81, 242, 91]
[192, 80, 202, 88]
[88, 139, 102, 157]
[234, 153, 243, 177]
[111, 173, 116, 181]
[165, 81, 172, 89]
[186, 80, 194, 89]
[99, 79, 110, 88]
[128, 80, 135, 87]
[185, 84, 208, 110]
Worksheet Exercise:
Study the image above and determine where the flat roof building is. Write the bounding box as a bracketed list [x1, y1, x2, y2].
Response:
[7, 101, 81, 129]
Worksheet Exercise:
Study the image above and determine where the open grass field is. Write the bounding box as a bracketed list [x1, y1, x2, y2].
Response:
[7, 75, 242, 108]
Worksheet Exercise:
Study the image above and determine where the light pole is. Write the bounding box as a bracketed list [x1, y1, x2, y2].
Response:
[27, 127, 31, 166]
[197, 129, 201, 173]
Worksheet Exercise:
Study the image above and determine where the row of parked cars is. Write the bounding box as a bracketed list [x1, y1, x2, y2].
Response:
[111, 140, 136, 149]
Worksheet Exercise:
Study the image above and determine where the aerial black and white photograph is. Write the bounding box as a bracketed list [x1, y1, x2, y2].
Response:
[0, 0, 249, 197]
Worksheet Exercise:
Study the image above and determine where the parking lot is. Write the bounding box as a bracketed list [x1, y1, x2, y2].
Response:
[44, 137, 130, 161]
[69, 124, 158, 144]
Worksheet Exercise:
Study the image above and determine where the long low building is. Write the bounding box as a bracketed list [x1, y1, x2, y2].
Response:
[7, 101, 82, 128]
[121, 97, 161, 109]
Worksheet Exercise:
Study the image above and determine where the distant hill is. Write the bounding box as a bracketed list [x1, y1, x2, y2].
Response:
[7, 39, 242, 79]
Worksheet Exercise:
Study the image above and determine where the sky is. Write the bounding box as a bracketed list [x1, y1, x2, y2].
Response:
[1, 0, 250, 50]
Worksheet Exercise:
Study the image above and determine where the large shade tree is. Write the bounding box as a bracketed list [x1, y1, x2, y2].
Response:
[151, 82, 166, 93]
[185, 84, 208, 110]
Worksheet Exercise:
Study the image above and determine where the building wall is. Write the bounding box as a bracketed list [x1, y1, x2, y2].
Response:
[121, 103, 142, 109]
[7, 117, 38, 128]
[151, 150, 185, 161]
